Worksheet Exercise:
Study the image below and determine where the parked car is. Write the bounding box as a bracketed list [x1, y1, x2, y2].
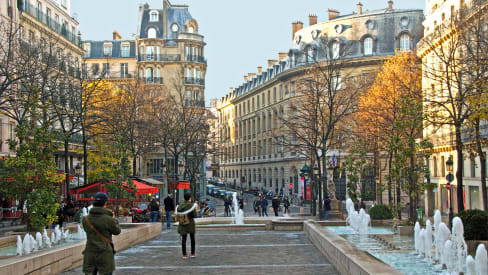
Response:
[212, 188, 220, 197]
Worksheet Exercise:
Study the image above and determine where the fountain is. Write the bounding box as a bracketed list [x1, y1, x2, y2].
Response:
[435, 222, 450, 266]
[345, 198, 370, 234]
[475, 244, 487, 275]
[16, 236, 22, 256]
[43, 229, 51, 248]
[22, 233, 32, 255]
[467, 255, 476, 275]
[424, 220, 433, 261]
[451, 217, 467, 273]
[231, 192, 244, 225]
[414, 222, 420, 254]
[35, 232, 43, 249]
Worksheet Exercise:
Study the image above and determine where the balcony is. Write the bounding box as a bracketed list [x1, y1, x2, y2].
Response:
[23, 4, 81, 47]
[143, 77, 164, 84]
[185, 100, 205, 107]
[186, 55, 207, 64]
[184, 77, 205, 85]
[138, 54, 181, 62]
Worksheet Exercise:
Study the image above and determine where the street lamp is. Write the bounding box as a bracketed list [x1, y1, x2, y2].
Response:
[75, 163, 81, 188]
[300, 164, 311, 203]
[446, 157, 454, 223]
[195, 171, 201, 200]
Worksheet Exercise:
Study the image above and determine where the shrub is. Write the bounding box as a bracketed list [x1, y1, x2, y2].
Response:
[455, 209, 488, 240]
[369, 204, 393, 220]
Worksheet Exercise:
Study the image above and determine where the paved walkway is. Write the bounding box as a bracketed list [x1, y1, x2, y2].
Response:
[64, 229, 338, 275]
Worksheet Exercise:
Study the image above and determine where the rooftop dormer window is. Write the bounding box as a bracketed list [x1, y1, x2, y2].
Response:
[150, 11, 159, 22]
[147, 27, 157, 38]
[103, 43, 112, 56]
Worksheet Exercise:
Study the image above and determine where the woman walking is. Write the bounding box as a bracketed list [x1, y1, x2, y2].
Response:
[176, 193, 198, 259]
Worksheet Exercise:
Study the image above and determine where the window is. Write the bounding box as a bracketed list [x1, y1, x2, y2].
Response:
[433, 157, 438, 177]
[188, 26, 194, 33]
[91, 63, 99, 76]
[150, 11, 159, 22]
[120, 63, 128, 78]
[146, 46, 154, 60]
[400, 34, 411, 52]
[307, 47, 314, 63]
[83, 43, 90, 58]
[61, 0, 67, 7]
[103, 43, 112, 56]
[147, 27, 157, 39]
[471, 158, 476, 178]
[332, 41, 340, 59]
[46, 8, 51, 26]
[102, 63, 109, 77]
[364, 37, 373, 55]
[121, 44, 130, 57]
[146, 68, 153, 82]
[441, 156, 445, 177]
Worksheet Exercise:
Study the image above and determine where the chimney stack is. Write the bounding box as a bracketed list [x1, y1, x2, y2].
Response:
[113, 30, 122, 40]
[357, 2, 363, 15]
[268, 59, 278, 68]
[309, 14, 317, 26]
[328, 9, 340, 20]
[248, 73, 256, 79]
[387, 1, 393, 11]
[244, 75, 248, 82]
[296, 21, 304, 31]
[257, 66, 263, 74]
[292, 21, 298, 40]
[278, 52, 288, 61]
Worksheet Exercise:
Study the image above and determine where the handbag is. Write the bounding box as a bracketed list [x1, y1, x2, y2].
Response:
[84, 216, 116, 255]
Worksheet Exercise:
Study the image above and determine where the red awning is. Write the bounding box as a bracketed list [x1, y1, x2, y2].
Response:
[130, 179, 159, 194]
[176, 181, 190, 190]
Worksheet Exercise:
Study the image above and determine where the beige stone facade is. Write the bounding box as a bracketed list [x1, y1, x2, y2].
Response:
[419, 0, 488, 213]
[217, 3, 424, 199]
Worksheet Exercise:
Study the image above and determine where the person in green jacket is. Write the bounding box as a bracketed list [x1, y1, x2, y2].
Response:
[82, 192, 121, 275]
[176, 193, 197, 259]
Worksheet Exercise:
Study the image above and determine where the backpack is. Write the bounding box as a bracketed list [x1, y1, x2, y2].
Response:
[177, 213, 190, 225]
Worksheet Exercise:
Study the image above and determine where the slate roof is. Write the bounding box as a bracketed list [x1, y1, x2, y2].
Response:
[84, 40, 136, 59]
[139, 6, 195, 39]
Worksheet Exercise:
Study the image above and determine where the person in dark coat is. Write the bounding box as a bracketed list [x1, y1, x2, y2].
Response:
[149, 197, 159, 222]
[224, 197, 232, 217]
[82, 192, 121, 275]
[239, 197, 244, 210]
[253, 197, 262, 216]
[272, 195, 280, 217]
[176, 193, 197, 259]
[56, 204, 65, 228]
[283, 197, 290, 214]
[163, 194, 175, 229]
[324, 196, 331, 220]
[261, 197, 269, 216]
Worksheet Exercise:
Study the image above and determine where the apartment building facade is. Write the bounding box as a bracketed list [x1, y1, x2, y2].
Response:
[217, 1, 423, 200]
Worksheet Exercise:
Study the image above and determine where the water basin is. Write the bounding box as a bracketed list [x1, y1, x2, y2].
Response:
[326, 225, 394, 235]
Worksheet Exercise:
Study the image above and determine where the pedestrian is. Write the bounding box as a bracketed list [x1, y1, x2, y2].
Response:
[261, 196, 269, 216]
[283, 197, 290, 214]
[224, 196, 232, 217]
[239, 197, 244, 210]
[56, 204, 65, 228]
[82, 192, 121, 275]
[164, 193, 175, 229]
[324, 196, 331, 220]
[272, 195, 280, 217]
[149, 197, 159, 222]
[253, 197, 261, 216]
[176, 193, 197, 259]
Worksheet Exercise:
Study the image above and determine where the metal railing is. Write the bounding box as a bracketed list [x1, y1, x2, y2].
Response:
[23, 3, 81, 47]
[186, 55, 206, 64]
[184, 77, 205, 85]
[137, 54, 181, 62]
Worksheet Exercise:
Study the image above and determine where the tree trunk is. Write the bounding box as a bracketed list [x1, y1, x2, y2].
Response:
[408, 149, 415, 222]
[64, 139, 70, 202]
[396, 179, 402, 220]
[83, 132, 88, 185]
[455, 125, 465, 212]
[474, 119, 487, 211]
[132, 154, 137, 176]
[387, 152, 393, 205]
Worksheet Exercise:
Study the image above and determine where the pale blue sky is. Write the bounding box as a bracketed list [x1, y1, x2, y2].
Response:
[71, 0, 426, 102]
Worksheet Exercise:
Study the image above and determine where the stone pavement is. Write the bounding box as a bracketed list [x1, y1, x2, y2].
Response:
[64, 229, 338, 275]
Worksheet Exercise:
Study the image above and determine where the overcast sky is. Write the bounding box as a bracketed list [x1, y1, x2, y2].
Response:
[71, 0, 426, 102]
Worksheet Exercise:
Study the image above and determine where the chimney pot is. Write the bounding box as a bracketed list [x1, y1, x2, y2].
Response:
[291, 21, 298, 41]
[328, 9, 340, 20]
[113, 30, 122, 40]
[244, 76, 248, 82]
[278, 52, 288, 61]
[357, 2, 363, 15]
[387, 1, 393, 11]
[257, 66, 263, 74]
[309, 14, 318, 26]
[267, 59, 278, 68]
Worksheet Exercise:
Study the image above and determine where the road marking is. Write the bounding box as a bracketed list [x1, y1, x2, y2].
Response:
[117, 263, 332, 270]
[134, 244, 312, 248]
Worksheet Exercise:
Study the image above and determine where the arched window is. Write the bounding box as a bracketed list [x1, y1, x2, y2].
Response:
[307, 47, 315, 63]
[150, 11, 159, 22]
[364, 37, 373, 55]
[188, 26, 194, 33]
[146, 67, 153, 82]
[147, 27, 157, 39]
[331, 41, 340, 59]
[400, 33, 411, 52]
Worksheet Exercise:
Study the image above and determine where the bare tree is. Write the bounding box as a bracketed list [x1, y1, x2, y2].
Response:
[282, 36, 363, 216]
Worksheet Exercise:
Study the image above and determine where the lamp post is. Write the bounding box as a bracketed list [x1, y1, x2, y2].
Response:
[195, 171, 201, 200]
[75, 163, 81, 188]
[446, 157, 454, 223]
[313, 166, 320, 215]
[300, 164, 311, 204]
